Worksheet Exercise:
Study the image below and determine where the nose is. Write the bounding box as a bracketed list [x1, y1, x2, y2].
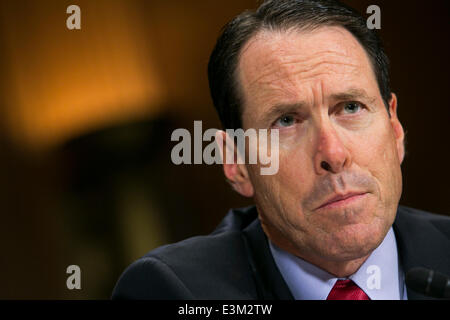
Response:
[313, 123, 352, 175]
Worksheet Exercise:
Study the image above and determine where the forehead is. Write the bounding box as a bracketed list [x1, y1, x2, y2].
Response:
[237, 26, 378, 114]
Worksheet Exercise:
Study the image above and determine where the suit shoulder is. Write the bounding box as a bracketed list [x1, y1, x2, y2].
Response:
[113, 229, 257, 299]
[143, 206, 259, 271]
[398, 205, 450, 222]
[145, 230, 247, 267]
[112, 255, 194, 299]
[397, 205, 450, 236]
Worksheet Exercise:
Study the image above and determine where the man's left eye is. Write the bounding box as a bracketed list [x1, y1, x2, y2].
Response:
[343, 102, 363, 114]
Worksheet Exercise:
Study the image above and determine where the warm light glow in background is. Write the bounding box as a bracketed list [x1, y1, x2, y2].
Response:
[1, 0, 166, 151]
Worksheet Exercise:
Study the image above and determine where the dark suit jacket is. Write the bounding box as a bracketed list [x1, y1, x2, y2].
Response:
[112, 205, 450, 300]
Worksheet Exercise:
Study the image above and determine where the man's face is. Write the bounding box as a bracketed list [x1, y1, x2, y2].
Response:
[237, 26, 405, 270]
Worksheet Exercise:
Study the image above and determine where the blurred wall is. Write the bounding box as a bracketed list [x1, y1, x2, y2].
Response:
[0, 0, 448, 299]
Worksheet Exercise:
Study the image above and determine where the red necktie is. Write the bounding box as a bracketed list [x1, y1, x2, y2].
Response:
[327, 279, 370, 300]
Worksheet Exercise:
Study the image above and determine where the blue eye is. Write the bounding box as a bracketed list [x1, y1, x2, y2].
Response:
[343, 102, 362, 114]
[275, 115, 295, 127]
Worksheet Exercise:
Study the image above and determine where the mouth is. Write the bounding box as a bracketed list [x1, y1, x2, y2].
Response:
[316, 192, 368, 210]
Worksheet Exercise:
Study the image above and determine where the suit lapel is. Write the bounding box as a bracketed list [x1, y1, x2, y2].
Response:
[393, 206, 450, 300]
[242, 215, 294, 300]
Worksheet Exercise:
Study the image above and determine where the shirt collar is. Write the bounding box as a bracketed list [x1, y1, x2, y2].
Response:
[269, 227, 406, 300]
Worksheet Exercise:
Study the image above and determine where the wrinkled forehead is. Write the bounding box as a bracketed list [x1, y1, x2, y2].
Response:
[237, 26, 377, 106]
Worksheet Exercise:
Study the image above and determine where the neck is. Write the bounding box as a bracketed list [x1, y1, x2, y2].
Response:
[260, 217, 373, 278]
[264, 227, 371, 278]
[300, 253, 370, 278]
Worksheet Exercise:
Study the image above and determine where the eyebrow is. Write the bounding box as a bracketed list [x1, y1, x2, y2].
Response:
[330, 88, 377, 104]
[259, 88, 377, 125]
[259, 101, 308, 125]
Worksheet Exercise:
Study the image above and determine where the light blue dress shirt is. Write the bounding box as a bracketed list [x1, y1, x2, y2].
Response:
[269, 227, 408, 300]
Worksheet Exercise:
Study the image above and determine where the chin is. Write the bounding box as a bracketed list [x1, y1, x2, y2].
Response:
[316, 220, 388, 262]
[336, 224, 388, 259]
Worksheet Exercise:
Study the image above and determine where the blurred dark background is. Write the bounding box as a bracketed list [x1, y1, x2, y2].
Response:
[0, 0, 448, 299]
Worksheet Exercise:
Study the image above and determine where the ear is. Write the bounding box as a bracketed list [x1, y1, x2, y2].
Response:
[388, 93, 405, 164]
[215, 130, 254, 197]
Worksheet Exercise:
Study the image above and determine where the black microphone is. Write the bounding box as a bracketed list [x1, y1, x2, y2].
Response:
[405, 267, 450, 299]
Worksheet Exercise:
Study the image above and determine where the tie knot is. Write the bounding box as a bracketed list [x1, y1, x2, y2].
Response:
[327, 279, 370, 300]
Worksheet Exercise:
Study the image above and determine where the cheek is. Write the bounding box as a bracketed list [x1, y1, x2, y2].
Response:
[249, 146, 311, 215]
[276, 145, 313, 198]
[264, 148, 313, 223]
[350, 122, 403, 202]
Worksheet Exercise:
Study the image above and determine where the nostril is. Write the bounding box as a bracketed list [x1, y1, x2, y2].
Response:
[321, 161, 331, 171]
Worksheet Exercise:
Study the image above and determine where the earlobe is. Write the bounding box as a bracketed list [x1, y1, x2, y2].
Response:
[215, 130, 255, 197]
[388, 93, 405, 163]
[223, 163, 255, 197]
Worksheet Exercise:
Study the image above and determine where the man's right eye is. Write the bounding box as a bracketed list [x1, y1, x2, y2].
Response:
[274, 115, 295, 128]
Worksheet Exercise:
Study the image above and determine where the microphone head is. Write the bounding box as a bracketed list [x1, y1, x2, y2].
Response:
[406, 267, 449, 299]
